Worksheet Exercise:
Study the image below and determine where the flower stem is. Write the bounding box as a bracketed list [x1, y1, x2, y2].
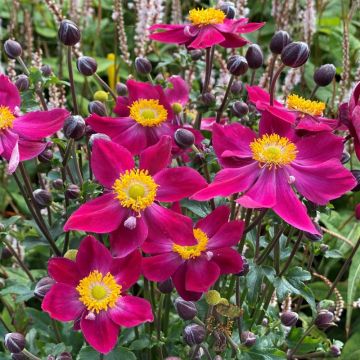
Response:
[67, 46, 79, 114]
[279, 231, 303, 276]
[250, 69, 256, 85]
[268, 54, 278, 91]
[309, 84, 319, 99]
[289, 323, 315, 358]
[93, 73, 117, 100]
[22, 349, 41, 360]
[269, 63, 286, 106]
[244, 209, 268, 234]
[216, 75, 234, 123]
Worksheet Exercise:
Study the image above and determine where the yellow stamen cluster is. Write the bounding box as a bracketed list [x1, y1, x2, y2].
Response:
[188, 8, 226, 26]
[0, 106, 15, 130]
[76, 270, 121, 313]
[113, 169, 158, 212]
[173, 228, 209, 260]
[129, 99, 168, 127]
[250, 134, 298, 168]
[286, 94, 325, 116]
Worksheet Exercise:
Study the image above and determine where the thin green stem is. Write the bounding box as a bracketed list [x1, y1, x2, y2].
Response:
[289, 324, 315, 357]
[67, 46, 79, 114]
[93, 73, 117, 100]
[257, 224, 286, 265]
[269, 63, 286, 105]
[279, 232, 303, 276]
[22, 349, 42, 360]
[244, 209, 268, 234]
[216, 75, 234, 123]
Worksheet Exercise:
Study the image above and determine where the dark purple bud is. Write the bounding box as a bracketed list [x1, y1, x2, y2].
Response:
[230, 80, 243, 95]
[33, 189, 52, 208]
[4, 39, 22, 59]
[47, 356, 56, 360]
[135, 57, 152, 75]
[174, 128, 195, 149]
[245, 44, 264, 69]
[63, 115, 86, 140]
[227, 55, 248, 76]
[183, 324, 205, 346]
[232, 101, 249, 117]
[189, 49, 203, 61]
[280, 311, 298, 327]
[116, 82, 128, 96]
[351, 170, 360, 192]
[281, 42, 310, 68]
[157, 278, 174, 294]
[315, 309, 335, 330]
[1, 247, 12, 260]
[15, 75, 29, 92]
[52, 179, 64, 190]
[38, 149, 53, 163]
[175, 298, 197, 320]
[219, 2, 236, 19]
[320, 244, 329, 253]
[236, 258, 249, 276]
[201, 92, 215, 105]
[5, 333, 25, 353]
[65, 184, 80, 200]
[270, 31, 292, 54]
[89, 133, 111, 148]
[41, 64, 52, 77]
[58, 20, 81, 46]
[262, 318, 269, 326]
[304, 223, 323, 242]
[76, 56, 98, 76]
[240, 331, 256, 346]
[34, 277, 55, 298]
[314, 64, 336, 87]
[12, 353, 27, 360]
[88, 101, 107, 116]
[56, 352, 72, 360]
[341, 151, 350, 164]
[329, 345, 341, 357]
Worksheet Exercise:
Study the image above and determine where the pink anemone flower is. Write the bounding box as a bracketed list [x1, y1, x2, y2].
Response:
[64, 136, 207, 257]
[87, 79, 175, 155]
[192, 111, 356, 234]
[142, 205, 244, 301]
[247, 85, 340, 132]
[42, 235, 153, 354]
[0, 74, 69, 173]
[149, 7, 264, 49]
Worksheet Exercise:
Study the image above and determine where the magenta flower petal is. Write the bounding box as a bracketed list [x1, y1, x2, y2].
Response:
[172, 264, 202, 301]
[13, 109, 69, 140]
[259, 110, 294, 139]
[207, 220, 244, 249]
[188, 26, 225, 49]
[76, 235, 112, 276]
[64, 193, 126, 233]
[149, 28, 190, 45]
[42, 283, 84, 321]
[81, 311, 119, 354]
[0, 74, 21, 111]
[48, 257, 81, 286]
[91, 138, 134, 188]
[110, 250, 142, 290]
[185, 257, 220, 292]
[246, 85, 283, 109]
[139, 135, 172, 175]
[165, 76, 189, 105]
[196, 205, 230, 238]
[108, 295, 154, 328]
[211, 248, 244, 274]
[233, 21, 266, 33]
[142, 235, 174, 254]
[142, 253, 183, 282]
[109, 216, 148, 258]
[113, 96, 130, 117]
[154, 167, 207, 202]
[0, 130, 19, 171]
[266, 106, 296, 124]
[18, 139, 47, 162]
[295, 116, 335, 132]
[219, 33, 248, 48]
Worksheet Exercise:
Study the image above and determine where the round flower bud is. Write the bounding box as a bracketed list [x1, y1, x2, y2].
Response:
[281, 42, 310, 68]
[201, 92, 215, 105]
[135, 57, 152, 75]
[94, 91, 108, 102]
[157, 278, 174, 294]
[12, 353, 27, 360]
[262, 318, 269, 326]
[38, 149, 53, 163]
[5, 333, 25, 353]
[64, 249, 78, 261]
[270, 30, 292, 54]
[304, 223, 323, 242]
[52, 179, 63, 190]
[314, 64, 336, 87]
[236, 258, 249, 276]
[56, 352, 72, 360]
[219, 2, 236, 19]
[189, 49, 203, 61]
[174, 128, 195, 149]
[329, 345, 341, 357]
[65, 184, 80, 200]
[58, 20, 81, 46]
[183, 324, 205, 346]
[34, 276, 55, 298]
[245, 44, 264, 69]
[4, 40, 22, 59]
[280, 311, 298, 327]
[227, 55, 248, 76]
[341, 151, 350, 164]
[315, 309, 335, 330]
[63, 115, 86, 140]
[172, 102, 183, 114]
[320, 244, 329, 253]
[230, 80, 243, 95]
[155, 73, 164, 83]
[175, 298, 197, 320]
[116, 82, 128, 96]
[48, 356, 56, 360]
[41, 64, 52, 77]
[89, 133, 111, 148]
[88, 101, 107, 117]
[240, 331, 256, 346]
[1, 247, 12, 260]
[205, 290, 221, 305]
[351, 170, 360, 192]
[33, 189, 52, 208]
[15, 75, 29, 92]
[232, 101, 249, 117]
[76, 56, 98, 76]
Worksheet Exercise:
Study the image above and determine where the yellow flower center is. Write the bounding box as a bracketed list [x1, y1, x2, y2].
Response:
[129, 99, 168, 127]
[173, 228, 209, 260]
[250, 134, 298, 168]
[188, 8, 226, 26]
[112, 169, 158, 213]
[0, 106, 15, 130]
[76, 270, 121, 313]
[286, 94, 325, 116]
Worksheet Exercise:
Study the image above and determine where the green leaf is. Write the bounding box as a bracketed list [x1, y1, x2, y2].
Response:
[77, 345, 136, 360]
